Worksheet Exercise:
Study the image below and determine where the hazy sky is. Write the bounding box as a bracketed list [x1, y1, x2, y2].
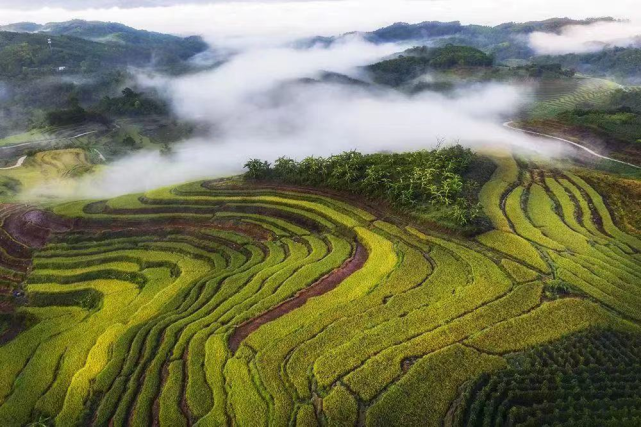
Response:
[0, 0, 638, 44]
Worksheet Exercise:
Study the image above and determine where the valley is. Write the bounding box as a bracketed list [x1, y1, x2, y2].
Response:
[0, 9, 639, 427]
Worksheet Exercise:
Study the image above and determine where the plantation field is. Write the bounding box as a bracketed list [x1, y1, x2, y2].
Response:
[0, 149, 96, 202]
[0, 131, 52, 148]
[527, 77, 621, 119]
[0, 151, 639, 426]
[0, 117, 184, 203]
[0, 123, 107, 152]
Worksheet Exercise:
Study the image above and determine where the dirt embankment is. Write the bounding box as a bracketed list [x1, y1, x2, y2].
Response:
[229, 243, 368, 353]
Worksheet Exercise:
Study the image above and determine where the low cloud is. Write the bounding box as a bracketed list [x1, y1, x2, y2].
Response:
[26, 37, 566, 200]
[529, 21, 641, 55]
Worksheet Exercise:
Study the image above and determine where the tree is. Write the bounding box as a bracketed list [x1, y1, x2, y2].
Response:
[244, 159, 272, 179]
[160, 143, 173, 157]
[121, 136, 136, 147]
[122, 87, 136, 98]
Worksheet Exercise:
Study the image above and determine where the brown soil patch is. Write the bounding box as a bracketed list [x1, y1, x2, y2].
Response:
[3, 208, 73, 248]
[0, 301, 13, 313]
[229, 243, 368, 353]
[0, 205, 74, 319]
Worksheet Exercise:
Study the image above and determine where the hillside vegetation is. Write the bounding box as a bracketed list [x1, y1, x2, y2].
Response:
[0, 21, 205, 138]
[520, 85, 641, 165]
[307, 17, 615, 62]
[245, 145, 494, 231]
[535, 47, 641, 85]
[368, 45, 493, 86]
[0, 20, 207, 78]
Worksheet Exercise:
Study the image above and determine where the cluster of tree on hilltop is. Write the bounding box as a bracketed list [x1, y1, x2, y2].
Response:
[96, 88, 168, 117]
[44, 87, 168, 127]
[245, 145, 493, 229]
[368, 45, 493, 86]
[515, 63, 576, 78]
[44, 95, 107, 127]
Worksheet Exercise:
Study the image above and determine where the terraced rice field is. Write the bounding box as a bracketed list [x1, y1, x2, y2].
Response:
[0, 149, 95, 202]
[0, 153, 639, 426]
[528, 78, 621, 118]
[0, 124, 105, 152]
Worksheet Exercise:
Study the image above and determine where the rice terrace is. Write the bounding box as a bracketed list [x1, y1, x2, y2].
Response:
[0, 2, 640, 427]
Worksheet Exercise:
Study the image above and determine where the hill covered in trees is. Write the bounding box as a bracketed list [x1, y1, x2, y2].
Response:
[0, 23, 207, 78]
[368, 45, 493, 86]
[303, 17, 641, 84]
[0, 19, 207, 68]
[0, 20, 207, 138]
[535, 47, 641, 84]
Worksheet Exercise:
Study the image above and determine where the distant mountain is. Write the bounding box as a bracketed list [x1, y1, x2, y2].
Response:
[0, 20, 208, 78]
[301, 17, 617, 62]
[0, 22, 43, 33]
[0, 19, 208, 69]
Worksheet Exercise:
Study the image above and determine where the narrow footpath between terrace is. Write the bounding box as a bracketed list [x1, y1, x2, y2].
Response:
[229, 243, 368, 353]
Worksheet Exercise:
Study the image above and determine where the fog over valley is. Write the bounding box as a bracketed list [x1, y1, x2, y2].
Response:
[28, 37, 559, 198]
